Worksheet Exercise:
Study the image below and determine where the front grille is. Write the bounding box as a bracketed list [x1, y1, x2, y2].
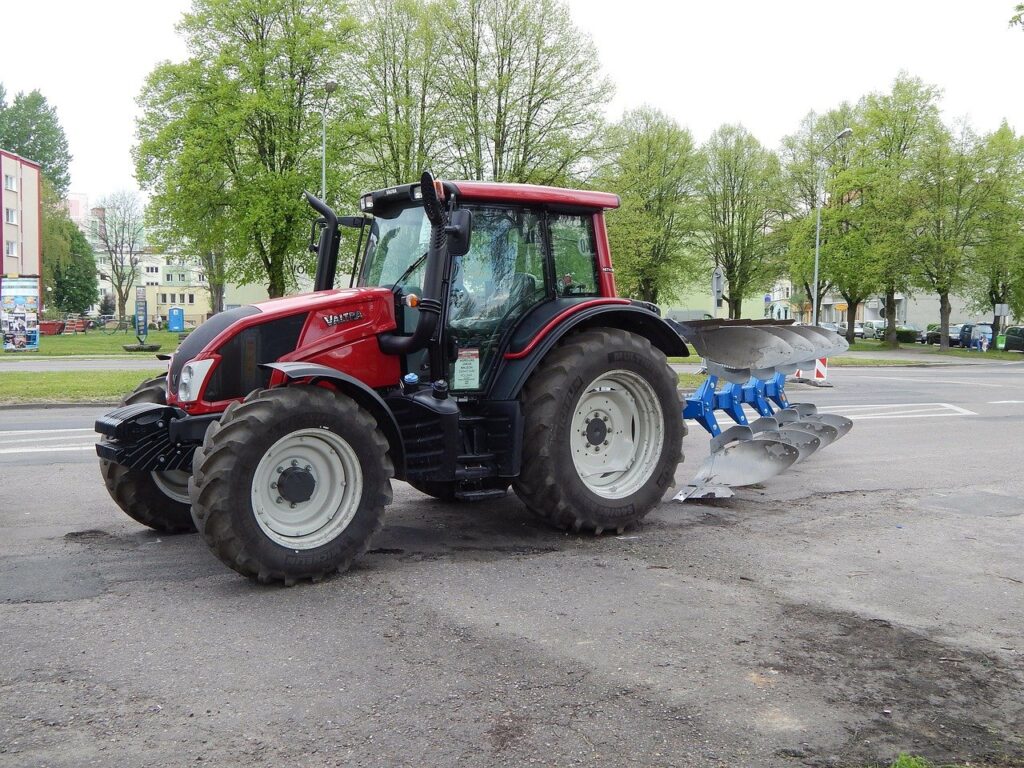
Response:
[203, 313, 307, 402]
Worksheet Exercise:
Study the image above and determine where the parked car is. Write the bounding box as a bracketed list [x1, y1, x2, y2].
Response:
[925, 323, 962, 346]
[959, 323, 993, 349]
[818, 321, 839, 332]
[1003, 325, 1024, 352]
[838, 321, 865, 339]
[863, 320, 888, 339]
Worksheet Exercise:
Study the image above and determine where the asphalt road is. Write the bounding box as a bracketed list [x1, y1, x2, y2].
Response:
[1, 362, 1022, 768]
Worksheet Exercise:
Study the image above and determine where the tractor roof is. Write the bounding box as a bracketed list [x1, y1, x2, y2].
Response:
[448, 181, 620, 211]
[360, 180, 620, 213]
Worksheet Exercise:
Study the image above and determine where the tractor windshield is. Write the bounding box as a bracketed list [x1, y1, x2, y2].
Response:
[359, 204, 430, 291]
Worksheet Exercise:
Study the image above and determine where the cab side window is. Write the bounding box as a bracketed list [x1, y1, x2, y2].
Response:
[549, 214, 600, 296]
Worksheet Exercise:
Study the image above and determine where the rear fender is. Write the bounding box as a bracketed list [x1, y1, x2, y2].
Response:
[261, 362, 406, 479]
[488, 304, 690, 401]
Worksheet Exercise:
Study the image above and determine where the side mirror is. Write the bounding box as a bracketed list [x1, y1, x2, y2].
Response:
[446, 209, 473, 257]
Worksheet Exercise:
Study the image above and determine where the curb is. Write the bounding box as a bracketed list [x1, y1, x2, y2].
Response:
[0, 401, 118, 410]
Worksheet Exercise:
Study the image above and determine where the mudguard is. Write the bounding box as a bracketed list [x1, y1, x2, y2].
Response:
[262, 362, 407, 478]
[488, 302, 690, 401]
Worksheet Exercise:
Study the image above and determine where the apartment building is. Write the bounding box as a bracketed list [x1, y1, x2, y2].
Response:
[1, 149, 41, 277]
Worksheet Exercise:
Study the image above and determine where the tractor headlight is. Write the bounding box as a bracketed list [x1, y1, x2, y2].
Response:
[178, 358, 216, 403]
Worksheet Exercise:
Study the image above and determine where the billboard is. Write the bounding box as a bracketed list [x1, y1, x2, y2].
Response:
[1, 276, 41, 352]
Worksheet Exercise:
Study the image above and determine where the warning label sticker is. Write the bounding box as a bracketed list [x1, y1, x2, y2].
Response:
[453, 348, 480, 390]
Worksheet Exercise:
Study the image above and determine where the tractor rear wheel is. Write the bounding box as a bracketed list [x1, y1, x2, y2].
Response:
[189, 386, 392, 584]
[98, 376, 196, 534]
[514, 329, 682, 533]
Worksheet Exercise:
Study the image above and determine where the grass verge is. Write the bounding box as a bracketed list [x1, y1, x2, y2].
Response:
[827, 356, 925, 367]
[0, 370, 163, 404]
[677, 372, 707, 389]
[850, 338, 1023, 360]
[0, 330, 183, 359]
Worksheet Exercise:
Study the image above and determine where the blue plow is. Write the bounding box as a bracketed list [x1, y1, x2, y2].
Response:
[666, 320, 853, 500]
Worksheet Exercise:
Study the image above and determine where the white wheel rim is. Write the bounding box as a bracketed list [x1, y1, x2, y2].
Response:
[570, 369, 665, 499]
[152, 470, 191, 504]
[250, 428, 363, 550]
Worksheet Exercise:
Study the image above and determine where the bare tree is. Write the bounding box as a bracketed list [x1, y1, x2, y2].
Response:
[95, 191, 145, 317]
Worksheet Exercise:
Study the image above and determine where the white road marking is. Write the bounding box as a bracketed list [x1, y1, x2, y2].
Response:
[825, 402, 975, 414]
[822, 402, 976, 420]
[839, 374, 1006, 388]
[0, 428, 94, 437]
[2, 435, 97, 445]
[0, 428, 97, 457]
[0, 445, 95, 455]
[989, 400, 1024, 404]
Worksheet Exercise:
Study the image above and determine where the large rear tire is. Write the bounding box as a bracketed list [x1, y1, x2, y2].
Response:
[189, 386, 393, 584]
[98, 376, 196, 533]
[513, 329, 682, 533]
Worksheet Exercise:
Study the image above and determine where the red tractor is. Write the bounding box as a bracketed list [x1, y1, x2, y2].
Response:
[96, 172, 689, 583]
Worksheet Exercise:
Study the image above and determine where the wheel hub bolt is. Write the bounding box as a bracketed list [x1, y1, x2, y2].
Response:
[276, 496, 283, 504]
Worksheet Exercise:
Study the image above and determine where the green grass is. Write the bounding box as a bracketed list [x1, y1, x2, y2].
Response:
[677, 372, 707, 389]
[0, 370, 164, 404]
[827, 356, 927, 367]
[0, 330, 184, 359]
[850, 338, 1023, 360]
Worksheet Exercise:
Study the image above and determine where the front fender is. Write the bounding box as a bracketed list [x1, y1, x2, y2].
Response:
[261, 362, 406, 479]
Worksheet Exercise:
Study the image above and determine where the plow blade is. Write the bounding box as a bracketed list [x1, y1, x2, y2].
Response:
[776, 411, 840, 448]
[777, 404, 853, 442]
[749, 416, 822, 463]
[675, 425, 799, 500]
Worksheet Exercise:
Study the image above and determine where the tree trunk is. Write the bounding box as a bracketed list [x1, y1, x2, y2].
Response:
[267, 257, 286, 298]
[845, 302, 860, 344]
[938, 292, 951, 350]
[883, 287, 898, 348]
[728, 296, 742, 319]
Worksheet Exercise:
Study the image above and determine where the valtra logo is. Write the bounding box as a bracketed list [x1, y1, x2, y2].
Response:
[323, 310, 363, 327]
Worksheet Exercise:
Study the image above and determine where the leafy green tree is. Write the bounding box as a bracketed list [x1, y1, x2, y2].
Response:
[135, 0, 359, 298]
[0, 85, 72, 196]
[695, 124, 785, 318]
[597, 107, 701, 304]
[436, 0, 612, 184]
[846, 74, 941, 346]
[51, 223, 99, 314]
[968, 122, 1024, 326]
[910, 121, 993, 347]
[355, 0, 441, 187]
[779, 106, 858, 324]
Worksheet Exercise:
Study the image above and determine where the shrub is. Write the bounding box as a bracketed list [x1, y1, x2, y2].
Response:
[895, 329, 919, 343]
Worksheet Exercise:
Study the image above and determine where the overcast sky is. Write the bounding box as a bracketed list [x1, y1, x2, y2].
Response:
[1, 0, 1021, 200]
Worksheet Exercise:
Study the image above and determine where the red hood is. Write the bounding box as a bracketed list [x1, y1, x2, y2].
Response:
[252, 286, 392, 314]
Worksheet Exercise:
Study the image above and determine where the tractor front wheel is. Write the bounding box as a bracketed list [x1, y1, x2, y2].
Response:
[514, 329, 682, 533]
[99, 376, 196, 533]
[189, 386, 393, 584]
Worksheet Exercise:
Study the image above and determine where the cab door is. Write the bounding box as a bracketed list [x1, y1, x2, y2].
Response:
[444, 205, 549, 393]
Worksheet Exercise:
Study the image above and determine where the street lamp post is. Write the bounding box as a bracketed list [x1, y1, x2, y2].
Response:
[321, 81, 338, 199]
[811, 127, 852, 326]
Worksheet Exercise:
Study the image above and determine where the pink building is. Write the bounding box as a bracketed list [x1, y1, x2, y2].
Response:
[1, 149, 42, 278]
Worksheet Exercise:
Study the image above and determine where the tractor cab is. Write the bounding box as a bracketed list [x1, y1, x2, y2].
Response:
[343, 177, 621, 395]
